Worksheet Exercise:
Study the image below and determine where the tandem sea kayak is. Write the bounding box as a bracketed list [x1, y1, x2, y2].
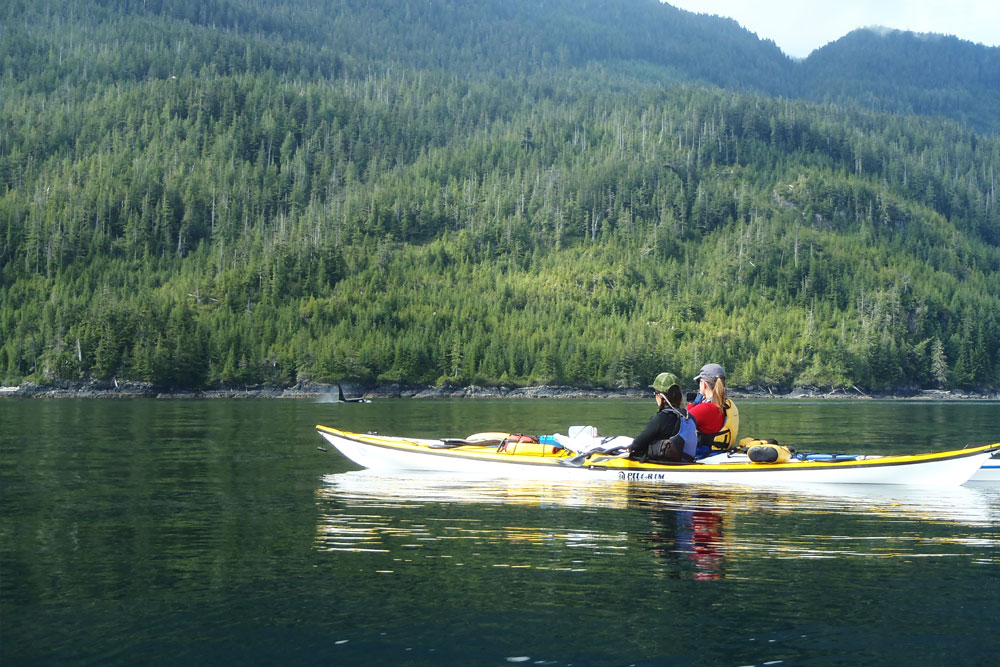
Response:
[316, 425, 1000, 486]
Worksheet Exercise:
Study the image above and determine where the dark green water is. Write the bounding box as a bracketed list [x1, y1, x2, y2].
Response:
[2, 398, 999, 666]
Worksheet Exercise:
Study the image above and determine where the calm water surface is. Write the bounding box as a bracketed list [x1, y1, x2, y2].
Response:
[2, 398, 999, 666]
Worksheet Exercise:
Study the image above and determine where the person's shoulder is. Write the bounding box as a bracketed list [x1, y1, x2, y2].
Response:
[657, 408, 682, 424]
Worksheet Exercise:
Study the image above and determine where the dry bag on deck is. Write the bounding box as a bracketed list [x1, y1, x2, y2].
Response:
[740, 437, 793, 464]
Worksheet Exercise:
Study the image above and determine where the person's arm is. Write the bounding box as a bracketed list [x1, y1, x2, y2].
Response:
[629, 411, 676, 459]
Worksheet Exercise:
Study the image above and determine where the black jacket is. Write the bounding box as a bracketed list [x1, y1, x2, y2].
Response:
[629, 409, 682, 459]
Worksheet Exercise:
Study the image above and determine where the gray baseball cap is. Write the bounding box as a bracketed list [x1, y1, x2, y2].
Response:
[694, 363, 725, 382]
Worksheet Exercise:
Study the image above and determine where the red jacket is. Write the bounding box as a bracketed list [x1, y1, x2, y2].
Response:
[687, 400, 725, 435]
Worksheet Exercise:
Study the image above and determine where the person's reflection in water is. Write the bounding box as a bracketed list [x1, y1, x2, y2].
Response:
[679, 507, 724, 581]
[637, 495, 725, 581]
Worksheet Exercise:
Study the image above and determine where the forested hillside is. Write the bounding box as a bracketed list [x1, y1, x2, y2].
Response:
[801, 29, 1000, 133]
[2, 0, 999, 391]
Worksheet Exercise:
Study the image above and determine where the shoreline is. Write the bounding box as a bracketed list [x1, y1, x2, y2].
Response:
[2, 381, 997, 401]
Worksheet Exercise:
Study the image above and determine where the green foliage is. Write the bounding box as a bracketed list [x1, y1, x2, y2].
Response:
[802, 29, 1000, 134]
[1, 0, 999, 391]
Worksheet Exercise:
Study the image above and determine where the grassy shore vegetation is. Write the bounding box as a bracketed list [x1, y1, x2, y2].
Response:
[2, 0, 999, 391]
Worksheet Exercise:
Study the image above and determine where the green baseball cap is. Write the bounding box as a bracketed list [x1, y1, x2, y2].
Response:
[649, 372, 680, 393]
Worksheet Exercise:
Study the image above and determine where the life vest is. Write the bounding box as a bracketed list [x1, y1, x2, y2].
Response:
[643, 407, 698, 463]
[666, 406, 698, 460]
[698, 400, 740, 451]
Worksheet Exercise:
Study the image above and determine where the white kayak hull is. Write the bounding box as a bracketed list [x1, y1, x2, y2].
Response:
[317, 426, 1000, 486]
[970, 453, 1000, 482]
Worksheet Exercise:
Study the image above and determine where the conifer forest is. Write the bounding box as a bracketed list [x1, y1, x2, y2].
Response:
[2, 0, 999, 391]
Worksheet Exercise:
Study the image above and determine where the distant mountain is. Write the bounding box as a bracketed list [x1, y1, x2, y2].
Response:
[799, 28, 1000, 132]
[7, 1, 994, 131]
[2, 0, 999, 392]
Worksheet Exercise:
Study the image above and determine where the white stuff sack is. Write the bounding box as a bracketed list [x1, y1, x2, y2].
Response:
[554, 426, 633, 454]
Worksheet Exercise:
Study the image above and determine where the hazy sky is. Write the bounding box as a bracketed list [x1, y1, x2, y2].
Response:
[664, 1, 1000, 58]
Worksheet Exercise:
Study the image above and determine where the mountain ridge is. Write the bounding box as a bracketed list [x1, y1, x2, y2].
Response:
[800, 27, 1000, 130]
[1, 0, 998, 392]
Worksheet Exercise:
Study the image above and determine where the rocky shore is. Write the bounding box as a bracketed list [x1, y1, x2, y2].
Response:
[1, 380, 997, 400]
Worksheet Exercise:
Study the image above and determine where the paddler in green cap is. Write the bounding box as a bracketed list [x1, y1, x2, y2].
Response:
[627, 372, 698, 462]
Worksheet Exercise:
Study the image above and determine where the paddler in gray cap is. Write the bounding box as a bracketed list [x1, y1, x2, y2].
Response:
[687, 363, 739, 451]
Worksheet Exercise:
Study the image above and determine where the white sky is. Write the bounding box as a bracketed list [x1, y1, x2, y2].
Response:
[663, 1, 1000, 58]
